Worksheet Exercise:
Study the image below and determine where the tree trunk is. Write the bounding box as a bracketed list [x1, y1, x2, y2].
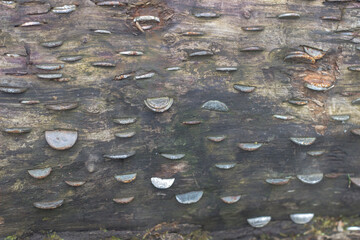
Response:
[1, 0, 360, 237]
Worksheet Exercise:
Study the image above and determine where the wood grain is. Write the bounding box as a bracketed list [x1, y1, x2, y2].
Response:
[1, 0, 360, 236]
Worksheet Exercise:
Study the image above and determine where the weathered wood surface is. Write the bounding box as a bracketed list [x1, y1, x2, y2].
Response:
[1, 0, 360, 237]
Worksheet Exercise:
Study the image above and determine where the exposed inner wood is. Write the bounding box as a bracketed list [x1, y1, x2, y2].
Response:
[1, 0, 360, 236]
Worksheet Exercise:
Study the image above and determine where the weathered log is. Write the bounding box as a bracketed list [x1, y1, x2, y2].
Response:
[1, 0, 360, 237]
